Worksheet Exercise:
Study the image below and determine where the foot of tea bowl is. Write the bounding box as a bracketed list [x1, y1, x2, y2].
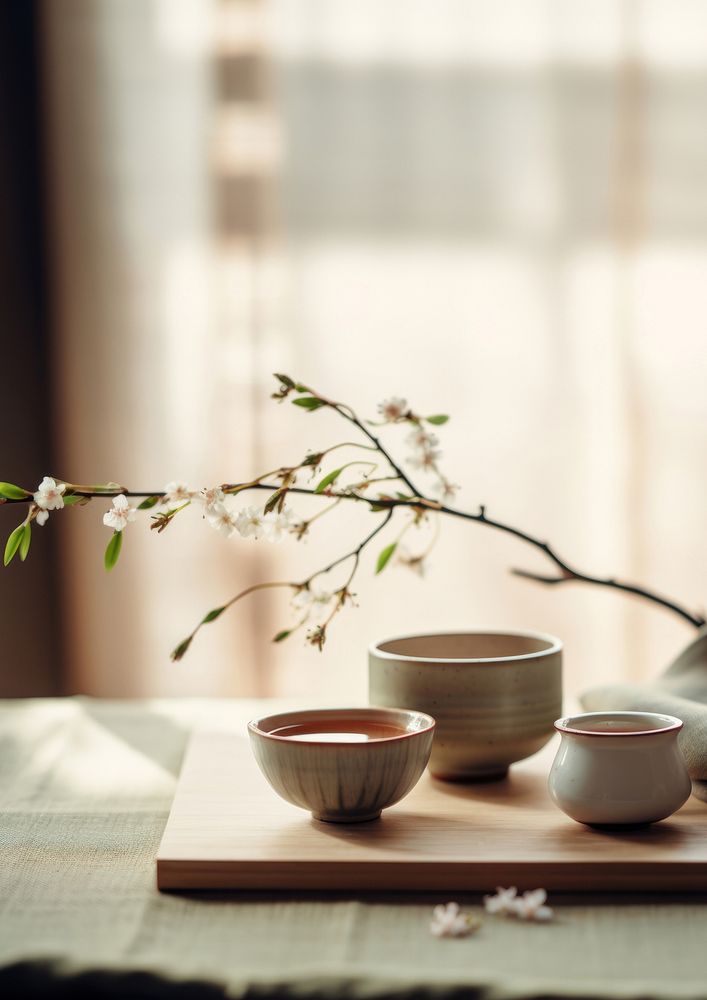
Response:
[312, 810, 382, 823]
[432, 767, 509, 783]
[586, 820, 655, 830]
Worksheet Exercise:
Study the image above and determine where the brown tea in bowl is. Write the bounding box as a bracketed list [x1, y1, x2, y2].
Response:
[270, 720, 409, 742]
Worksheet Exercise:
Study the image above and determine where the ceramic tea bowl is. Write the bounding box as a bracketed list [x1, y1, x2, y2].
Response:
[248, 707, 435, 823]
[369, 630, 562, 781]
[549, 711, 692, 826]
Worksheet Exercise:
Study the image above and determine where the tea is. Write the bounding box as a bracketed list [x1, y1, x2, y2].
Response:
[270, 720, 407, 743]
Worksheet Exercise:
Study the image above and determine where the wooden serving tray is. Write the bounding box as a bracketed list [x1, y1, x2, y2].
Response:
[157, 731, 707, 892]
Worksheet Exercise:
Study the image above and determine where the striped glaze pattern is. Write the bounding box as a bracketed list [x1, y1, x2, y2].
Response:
[369, 631, 562, 780]
[248, 708, 435, 823]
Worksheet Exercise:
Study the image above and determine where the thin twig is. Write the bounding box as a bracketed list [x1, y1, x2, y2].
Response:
[303, 510, 395, 645]
[171, 580, 295, 660]
[306, 509, 394, 588]
[295, 381, 420, 495]
[438, 503, 705, 629]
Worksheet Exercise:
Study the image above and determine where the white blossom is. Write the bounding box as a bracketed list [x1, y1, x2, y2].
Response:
[512, 889, 554, 922]
[233, 505, 297, 543]
[377, 397, 408, 422]
[164, 481, 194, 504]
[199, 486, 225, 513]
[207, 504, 237, 538]
[35, 509, 49, 527]
[406, 427, 439, 451]
[405, 425, 444, 474]
[407, 447, 442, 471]
[434, 479, 458, 503]
[484, 886, 553, 922]
[103, 494, 137, 532]
[483, 886, 519, 916]
[264, 506, 296, 543]
[292, 587, 333, 610]
[429, 902, 479, 938]
[235, 506, 269, 540]
[34, 476, 65, 512]
[397, 546, 426, 577]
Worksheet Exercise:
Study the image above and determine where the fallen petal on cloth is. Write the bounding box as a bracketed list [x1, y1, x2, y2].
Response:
[581, 628, 707, 802]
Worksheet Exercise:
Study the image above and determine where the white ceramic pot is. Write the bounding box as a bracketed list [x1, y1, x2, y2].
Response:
[549, 711, 692, 826]
[369, 630, 562, 781]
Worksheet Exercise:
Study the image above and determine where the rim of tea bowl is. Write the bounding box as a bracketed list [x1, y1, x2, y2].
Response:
[248, 706, 436, 823]
[248, 706, 436, 743]
[369, 628, 563, 662]
[554, 711, 683, 738]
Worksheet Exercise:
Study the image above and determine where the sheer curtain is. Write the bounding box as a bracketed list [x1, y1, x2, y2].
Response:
[42, 0, 707, 699]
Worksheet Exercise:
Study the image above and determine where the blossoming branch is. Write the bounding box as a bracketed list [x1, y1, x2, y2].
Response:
[1, 374, 704, 660]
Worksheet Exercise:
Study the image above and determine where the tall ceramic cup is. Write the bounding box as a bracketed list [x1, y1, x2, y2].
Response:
[369, 630, 562, 781]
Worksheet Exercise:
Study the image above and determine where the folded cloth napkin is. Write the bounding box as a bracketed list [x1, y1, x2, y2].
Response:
[581, 627, 707, 802]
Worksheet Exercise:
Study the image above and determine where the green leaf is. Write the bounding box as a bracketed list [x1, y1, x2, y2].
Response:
[314, 467, 344, 494]
[104, 530, 123, 571]
[138, 495, 161, 510]
[264, 488, 286, 515]
[375, 542, 397, 574]
[0, 482, 29, 500]
[273, 629, 291, 643]
[64, 493, 91, 507]
[19, 523, 31, 562]
[294, 383, 310, 393]
[301, 452, 323, 467]
[171, 637, 192, 661]
[426, 414, 449, 426]
[292, 397, 326, 411]
[4, 523, 26, 566]
[274, 373, 295, 388]
[201, 606, 225, 624]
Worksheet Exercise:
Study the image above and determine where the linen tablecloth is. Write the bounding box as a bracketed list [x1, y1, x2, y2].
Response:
[1, 697, 706, 1000]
